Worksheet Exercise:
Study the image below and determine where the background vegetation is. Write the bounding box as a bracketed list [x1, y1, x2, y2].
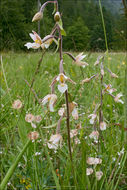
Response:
[0, 0, 127, 51]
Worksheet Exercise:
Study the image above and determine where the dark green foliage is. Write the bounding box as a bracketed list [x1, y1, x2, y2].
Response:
[0, 0, 126, 51]
[64, 17, 90, 51]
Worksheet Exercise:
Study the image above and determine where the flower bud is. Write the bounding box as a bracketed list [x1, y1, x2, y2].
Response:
[32, 12, 43, 22]
[54, 12, 61, 22]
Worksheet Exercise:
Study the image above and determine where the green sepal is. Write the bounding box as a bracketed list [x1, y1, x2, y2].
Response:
[57, 19, 66, 36]
[52, 3, 57, 15]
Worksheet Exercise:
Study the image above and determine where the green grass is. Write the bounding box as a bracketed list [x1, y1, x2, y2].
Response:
[0, 51, 127, 190]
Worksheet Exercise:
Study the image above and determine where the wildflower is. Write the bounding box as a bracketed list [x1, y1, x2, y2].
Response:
[89, 131, 99, 140]
[25, 113, 35, 123]
[70, 102, 78, 120]
[114, 93, 124, 104]
[54, 73, 75, 93]
[94, 55, 103, 66]
[25, 31, 42, 49]
[74, 52, 88, 67]
[74, 137, 80, 144]
[70, 129, 78, 138]
[88, 114, 97, 124]
[58, 102, 78, 119]
[34, 115, 42, 123]
[58, 107, 65, 116]
[81, 78, 91, 84]
[103, 84, 116, 94]
[41, 94, 57, 112]
[86, 168, 93, 176]
[35, 152, 41, 156]
[95, 171, 103, 180]
[107, 68, 118, 78]
[28, 131, 39, 140]
[117, 148, 124, 156]
[48, 134, 62, 150]
[110, 72, 118, 78]
[32, 11, 43, 22]
[100, 121, 107, 131]
[41, 35, 58, 49]
[87, 157, 102, 165]
[12, 99, 22, 109]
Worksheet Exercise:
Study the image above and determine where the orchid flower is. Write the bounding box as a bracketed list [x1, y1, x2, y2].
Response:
[88, 113, 97, 124]
[25, 31, 58, 50]
[48, 134, 62, 150]
[74, 52, 88, 68]
[103, 84, 117, 94]
[25, 31, 42, 49]
[41, 94, 57, 112]
[58, 102, 78, 120]
[51, 73, 76, 94]
[114, 93, 124, 104]
[100, 121, 107, 131]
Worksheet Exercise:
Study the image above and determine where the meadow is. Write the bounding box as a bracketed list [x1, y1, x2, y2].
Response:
[0, 51, 127, 190]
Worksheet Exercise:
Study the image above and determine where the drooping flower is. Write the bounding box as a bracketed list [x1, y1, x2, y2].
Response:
[88, 114, 97, 124]
[81, 78, 91, 84]
[41, 94, 57, 112]
[25, 113, 35, 123]
[71, 105, 78, 120]
[87, 157, 102, 165]
[114, 93, 124, 104]
[86, 168, 93, 176]
[12, 99, 22, 109]
[103, 84, 117, 94]
[110, 72, 118, 78]
[25, 31, 42, 49]
[94, 55, 103, 66]
[100, 121, 107, 131]
[58, 107, 65, 116]
[74, 53, 88, 68]
[107, 68, 118, 78]
[95, 171, 103, 180]
[58, 102, 78, 120]
[41, 35, 58, 49]
[70, 129, 78, 138]
[48, 134, 62, 150]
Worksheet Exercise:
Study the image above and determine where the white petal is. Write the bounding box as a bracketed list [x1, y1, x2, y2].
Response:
[90, 119, 94, 124]
[44, 43, 50, 49]
[31, 122, 37, 129]
[56, 75, 60, 81]
[58, 84, 68, 93]
[49, 104, 54, 112]
[29, 33, 36, 41]
[42, 95, 50, 105]
[72, 108, 78, 120]
[118, 99, 124, 104]
[31, 43, 40, 49]
[24, 42, 34, 49]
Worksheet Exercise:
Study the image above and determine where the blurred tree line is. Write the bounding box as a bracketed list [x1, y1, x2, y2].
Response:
[0, 0, 126, 51]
